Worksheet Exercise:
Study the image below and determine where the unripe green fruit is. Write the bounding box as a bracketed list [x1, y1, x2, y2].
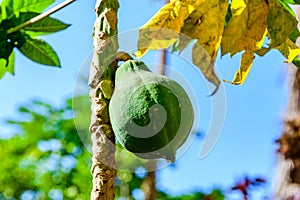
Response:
[109, 60, 194, 162]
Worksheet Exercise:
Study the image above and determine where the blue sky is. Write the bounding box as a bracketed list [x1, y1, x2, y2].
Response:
[0, 0, 291, 199]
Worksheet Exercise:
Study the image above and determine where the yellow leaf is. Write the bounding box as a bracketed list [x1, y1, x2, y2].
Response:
[136, 0, 197, 57]
[277, 39, 300, 63]
[267, 0, 297, 47]
[221, 0, 268, 56]
[256, 29, 268, 49]
[137, 28, 179, 57]
[178, 0, 228, 92]
[231, 0, 246, 16]
[192, 44, 220, 95]
[231, 51, 255, 85]
[221, 0, 268, 85]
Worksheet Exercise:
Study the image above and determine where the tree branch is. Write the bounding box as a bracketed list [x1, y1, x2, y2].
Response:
[89, 0, 119, 199]
[7, 0, 76, 34]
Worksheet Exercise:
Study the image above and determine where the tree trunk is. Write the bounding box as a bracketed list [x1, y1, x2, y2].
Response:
[141, 170, 157, 200]
[274, 7, 300, 199]
[89, 0, 119, 199]
[274, 66, 300, 199]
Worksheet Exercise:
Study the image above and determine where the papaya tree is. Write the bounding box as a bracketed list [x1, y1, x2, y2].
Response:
[89, 0, 300, 198]
[88, 0, 300, 199]
[2, 0, 300, 199]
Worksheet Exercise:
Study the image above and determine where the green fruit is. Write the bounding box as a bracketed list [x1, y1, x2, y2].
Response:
[109, 60, 194, 162]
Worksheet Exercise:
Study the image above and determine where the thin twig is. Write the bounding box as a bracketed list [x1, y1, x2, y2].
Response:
[7, 0, 76, 34]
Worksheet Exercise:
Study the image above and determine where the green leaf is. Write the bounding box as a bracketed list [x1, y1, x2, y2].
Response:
[1, 0, 54, 19]
[289, 27, 300, 43]
[292, 55, 300, 68]
[282, 0, 300, 5]
[0, 7, 2, 22]
[277, 0, 296, 16]
[0, 51, 15, 79]
[18, 36, 60, 67]
[17, 12, 70, 35]
[224, 3, 232, 27]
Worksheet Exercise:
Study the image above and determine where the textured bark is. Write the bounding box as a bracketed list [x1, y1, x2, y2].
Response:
[274, 67, 300, 199]
[141, 170, 157, 200]
[89, 0, 119, 199]
[274, 8, 300, 199]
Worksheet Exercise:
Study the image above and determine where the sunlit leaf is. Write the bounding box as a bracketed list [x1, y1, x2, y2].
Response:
[231, 0, 246, 16]
[178, 0, 228, 92]
[277, 0, 297, 15]
[136, 0, 198, 57]
[231, 30, 266, 85]
[277, 38, 300, 63]
[17, 12, 70, 35]
[230, 51, 255, 85]
[18, 36, 60, 67]
[221, 0, 268, 85]
[256, 33, 300, 66]
[292, 55, 300, 68]
[0, 51, 14, 79]
[221, 0, 268, 56]
[283, 0, 300, 4]
[181, 0, 228, 58]
[1, 0, 54, 19]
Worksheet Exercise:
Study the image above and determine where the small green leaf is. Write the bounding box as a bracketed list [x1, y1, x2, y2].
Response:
[1, 0, 54, 19]
[289, 27, 300, 43]
[0, 28, 13, 61]
[277, 0, 296, 16]
[18, 12, 70, 35]
[18, 36, 60, 67]
[224, 3, 232, 27]
[292, 55, 300, 68]
[0, 51, 15, 79]
[0, 7, 2, 22]
[282, 0, 300, 5]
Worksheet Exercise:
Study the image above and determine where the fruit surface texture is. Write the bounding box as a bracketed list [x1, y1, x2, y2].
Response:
[109, 60, 194, 161]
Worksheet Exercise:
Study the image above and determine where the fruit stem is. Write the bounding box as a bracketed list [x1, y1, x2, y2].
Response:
[116, 51, 134, 62]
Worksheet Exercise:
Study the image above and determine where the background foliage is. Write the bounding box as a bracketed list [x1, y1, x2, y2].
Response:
[0, 0, 69, 79]
[0, 98, 225, 200]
